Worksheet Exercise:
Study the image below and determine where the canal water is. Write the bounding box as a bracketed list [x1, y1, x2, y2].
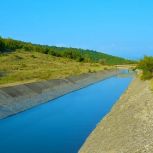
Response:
[0, 71, 133, 153]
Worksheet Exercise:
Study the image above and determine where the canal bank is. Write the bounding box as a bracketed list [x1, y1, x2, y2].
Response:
[0, 69, 120, 119]
[79, 78, 153, 153]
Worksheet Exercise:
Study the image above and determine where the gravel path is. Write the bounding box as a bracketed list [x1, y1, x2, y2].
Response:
[79, 78, 153, 153]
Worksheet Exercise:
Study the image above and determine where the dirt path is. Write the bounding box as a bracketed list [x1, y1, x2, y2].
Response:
[79, 78, 153, 153]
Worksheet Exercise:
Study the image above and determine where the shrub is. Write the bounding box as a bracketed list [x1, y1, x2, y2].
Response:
[104, 67, 108, 70]
[99, 59, 106, 65]
[137, 56, 153, 80]
[141, 71, 152, 80]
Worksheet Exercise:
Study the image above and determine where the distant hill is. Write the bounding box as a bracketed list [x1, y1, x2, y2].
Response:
[0, 37, 134, 65]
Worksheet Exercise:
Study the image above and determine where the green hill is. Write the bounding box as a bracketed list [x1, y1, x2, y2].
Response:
[0, 37, 133, 65]
[0, 37, 134, 86]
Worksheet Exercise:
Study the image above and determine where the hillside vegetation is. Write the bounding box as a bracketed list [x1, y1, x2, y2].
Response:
[137, 56, 153, 80]
[137, 56, 153, 90]
[0, 50, 114, 86]
[0, 37, 133, 65]
[0, 37, 134, 86]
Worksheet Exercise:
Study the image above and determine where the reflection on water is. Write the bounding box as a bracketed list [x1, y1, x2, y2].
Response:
[117, 70, 136, 78]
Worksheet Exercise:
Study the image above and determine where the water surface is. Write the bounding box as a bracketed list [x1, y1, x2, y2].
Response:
[0, 73, 133, 153]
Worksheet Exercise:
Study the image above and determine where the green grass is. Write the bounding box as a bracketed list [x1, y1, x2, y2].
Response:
[0, 50, 114, 86]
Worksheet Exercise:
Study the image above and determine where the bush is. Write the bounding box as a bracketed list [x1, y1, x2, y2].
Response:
[99, 59, 106, 65]
[137, 56, 153, 80]
[141, 71, 152, 80]
[104, 67, 108, 70]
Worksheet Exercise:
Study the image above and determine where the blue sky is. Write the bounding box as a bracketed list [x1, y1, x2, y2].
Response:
[0, 0, 153, 59]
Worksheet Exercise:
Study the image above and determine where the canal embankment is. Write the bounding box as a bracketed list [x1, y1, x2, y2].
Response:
[0, 69, 120, 120]
[79, 77, 153, 153]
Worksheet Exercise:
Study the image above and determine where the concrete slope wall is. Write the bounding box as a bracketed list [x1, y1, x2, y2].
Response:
[0, 70, 119, 119]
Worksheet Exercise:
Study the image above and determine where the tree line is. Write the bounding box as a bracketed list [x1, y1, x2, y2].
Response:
[0, 37, 133, 65]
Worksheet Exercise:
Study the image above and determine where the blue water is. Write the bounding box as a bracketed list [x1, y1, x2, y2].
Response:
[0, 74, 133, 153]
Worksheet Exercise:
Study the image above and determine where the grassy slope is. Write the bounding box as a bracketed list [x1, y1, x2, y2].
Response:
[0, 50, 113, 86]
[0, 37, 134, 65]
[0, 37, 135, 86]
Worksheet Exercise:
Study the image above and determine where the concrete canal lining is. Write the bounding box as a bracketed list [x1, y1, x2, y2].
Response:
[0, 69, 120, 120]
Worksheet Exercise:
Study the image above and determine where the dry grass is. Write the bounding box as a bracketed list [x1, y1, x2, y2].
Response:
[0, 50, 113, 86]
[151, 79, 153, 91]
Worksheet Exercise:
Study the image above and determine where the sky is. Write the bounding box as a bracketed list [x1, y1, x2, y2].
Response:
[0, 0, 153, 59]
